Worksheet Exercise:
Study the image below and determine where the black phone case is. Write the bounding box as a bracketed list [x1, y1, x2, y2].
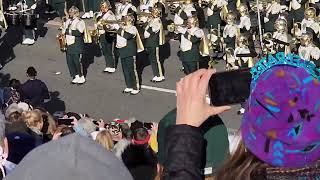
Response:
[209, 68, 252, 106]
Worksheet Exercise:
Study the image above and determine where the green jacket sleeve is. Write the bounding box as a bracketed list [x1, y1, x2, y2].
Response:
[117, 29, 135, 39]
[184, 32, 201, 43]
[71, 30, 83, 37]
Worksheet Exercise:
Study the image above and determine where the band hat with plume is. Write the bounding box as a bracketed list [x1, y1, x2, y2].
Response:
[242, 53, 320, 168]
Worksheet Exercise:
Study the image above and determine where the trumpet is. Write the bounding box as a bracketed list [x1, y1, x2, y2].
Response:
[88, 29, 100, 44]
[97, 19, 126, 27]
[136, 12, 152, 25]
[167, 22, 187, 32]
[166, 0, 185, 14]
[56, 33, 67, 52]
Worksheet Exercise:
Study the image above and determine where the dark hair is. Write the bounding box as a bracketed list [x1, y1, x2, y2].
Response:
[9, 79, 21, 89]
[8, 112, 23, 122]
[133, 128, 149, 141]
[120, 123, 132, 139]
[61, 126, 75, 137]
[26, 67, 37, 77]
[66, 112, 81, 120]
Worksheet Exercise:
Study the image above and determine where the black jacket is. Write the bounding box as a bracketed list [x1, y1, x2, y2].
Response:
[162, 125, 204, 180]
[21, 79, 49, 107]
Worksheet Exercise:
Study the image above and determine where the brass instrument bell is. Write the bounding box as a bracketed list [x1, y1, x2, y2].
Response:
[89, 29, 100, 43]
[167, 22, 186, 32]
[300, 33, 313, 46]
[263, 32, 273, 41]
[56, 33, 67, 52]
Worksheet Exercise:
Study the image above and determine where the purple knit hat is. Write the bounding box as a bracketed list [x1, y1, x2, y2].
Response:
[242, 63, 320, 168]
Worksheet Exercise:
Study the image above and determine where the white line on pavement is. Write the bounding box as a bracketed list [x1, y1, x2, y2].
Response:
[141, 85, 176, 94]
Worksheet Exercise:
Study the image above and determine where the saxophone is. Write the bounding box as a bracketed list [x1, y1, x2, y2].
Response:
[57, 16, 67, 52]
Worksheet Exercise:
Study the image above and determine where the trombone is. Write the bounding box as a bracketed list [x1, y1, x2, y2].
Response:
[167, 22, 187, 32]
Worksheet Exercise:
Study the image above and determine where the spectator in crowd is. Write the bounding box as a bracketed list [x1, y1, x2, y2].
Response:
[0, 112, 8, 179]
[52, 125, 75, 140]
[73, 117, 96, 137]
[5, 134, 133, 180]
[157, 108, 229, 178]
[121, 127, 158, 180]
[34, 108, 57, 143]
[2, 79, 22, 108]
[21, 67, 50, 107]
[4, 105, 41, 164]
[95, 130, 114, 150]
[216, 62, 320, 179]
[22, 110, 44, 143]
[165, 64, 320, 179]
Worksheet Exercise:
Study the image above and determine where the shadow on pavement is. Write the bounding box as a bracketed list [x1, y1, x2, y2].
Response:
[44, 91, 66, 114]
[82, 43, 102, 77]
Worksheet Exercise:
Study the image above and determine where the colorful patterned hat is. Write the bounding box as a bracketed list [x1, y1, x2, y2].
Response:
[242, 56, 320, 168]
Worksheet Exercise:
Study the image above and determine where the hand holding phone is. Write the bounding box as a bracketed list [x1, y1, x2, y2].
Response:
[176, 69, 231, 127]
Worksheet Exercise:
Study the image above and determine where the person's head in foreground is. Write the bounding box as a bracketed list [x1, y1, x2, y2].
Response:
[95, 130, 114, 150]
[22, 110, 43, 134]
[5, 134, 133, 180]
[217, 56, 320, 179]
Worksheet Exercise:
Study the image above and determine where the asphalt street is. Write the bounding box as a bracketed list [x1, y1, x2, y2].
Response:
[0, 20, 242, 130]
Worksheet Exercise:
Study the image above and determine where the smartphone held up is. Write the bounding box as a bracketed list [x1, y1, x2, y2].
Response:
[209, 68, 252, 106]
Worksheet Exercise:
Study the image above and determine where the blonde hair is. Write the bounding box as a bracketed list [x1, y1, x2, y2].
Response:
[95, 130, 114, 150]
[34, 109, 57, 135]
[22, 110, 43, 128]
[69, 6, 80, 17]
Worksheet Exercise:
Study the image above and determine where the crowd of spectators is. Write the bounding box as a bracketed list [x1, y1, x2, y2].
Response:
[0, 59, 320, 180]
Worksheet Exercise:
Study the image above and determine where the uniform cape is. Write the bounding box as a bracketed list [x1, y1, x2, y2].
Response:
[159, 24, 165, 46]
[136, 32, 145, 52]
[0, 11, 7, 29]
[200, 36, 210, 56]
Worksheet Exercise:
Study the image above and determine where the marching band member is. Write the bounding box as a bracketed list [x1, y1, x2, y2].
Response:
[234, 35, 252, 68]
[21, 0, 38, 45]
[177, 16, 206, 75]
[299, 33, 320, 67]
[114, 15, 143, 95]
[223, 48, 238, 70]
[264, 0, 285, 32]
[95, 1, 118, 73]
[289, 0, 308, 23]
[237, 4, 251, 33]
[301, 7, 319, 34]
[62, 6, 86, 84]
[291, 22, 302, 53]
[223, 12, 237, 49]
[143, 8, 165, 82]
[173, 0, 196, 25]
[206, 0, 227, 29]
[273, 17, 291, 54]
[115, 0, 137, 20]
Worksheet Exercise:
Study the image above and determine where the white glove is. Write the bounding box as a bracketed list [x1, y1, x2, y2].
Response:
[264, 17, 269, 23]
[140, 4, 148, 10]
[177, 26, 187, 34]
[144, 31, 150, 38]
[113, 24, 120, 30]
[31, 3, 37, 10]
